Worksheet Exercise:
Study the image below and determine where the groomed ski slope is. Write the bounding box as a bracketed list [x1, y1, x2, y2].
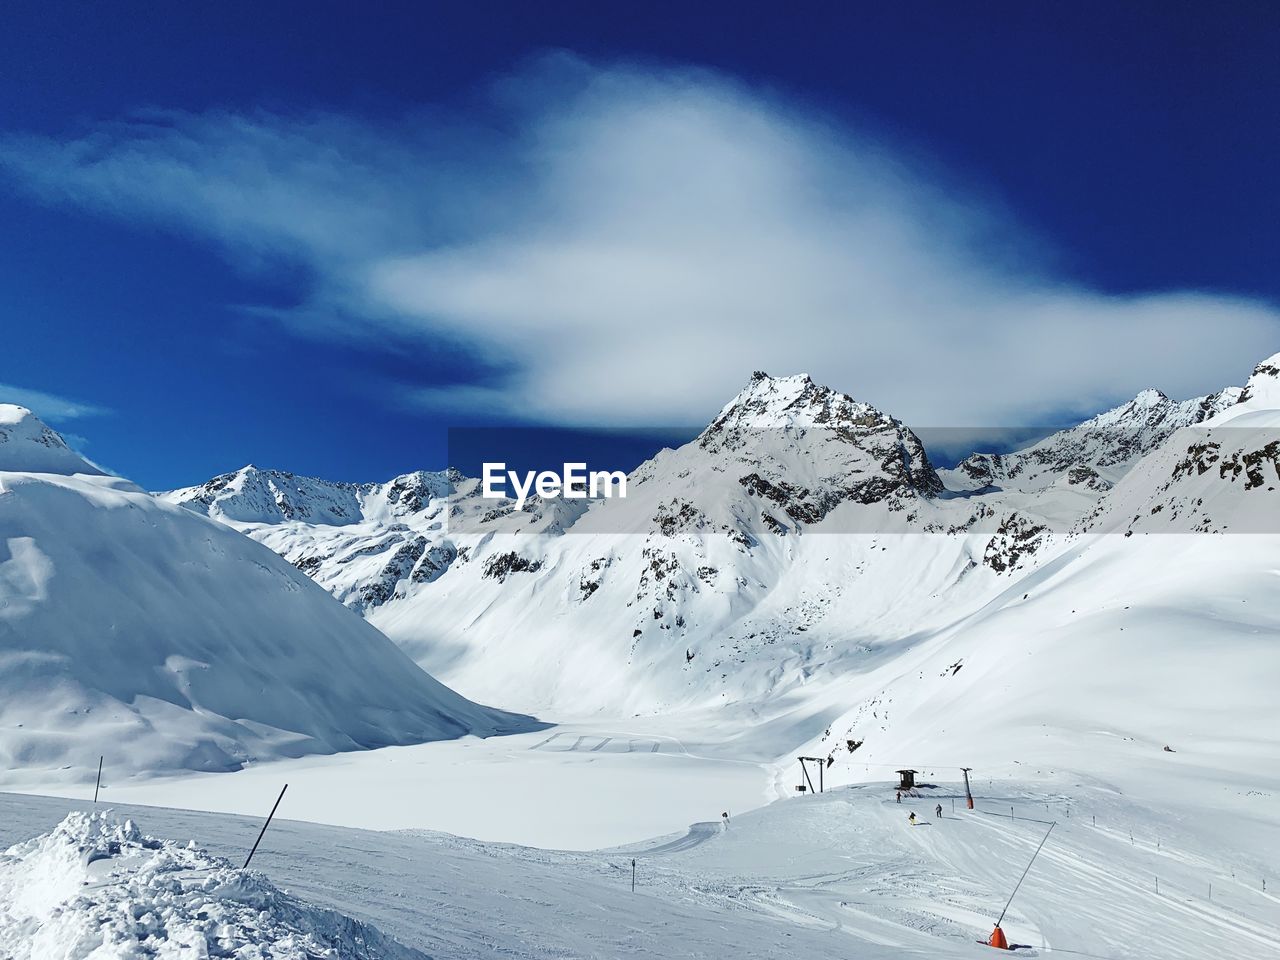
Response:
[2, 780, 1275, 959]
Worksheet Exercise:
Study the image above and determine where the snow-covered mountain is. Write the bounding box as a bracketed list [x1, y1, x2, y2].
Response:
[798, 353, 1280, 793]
[1077, 354, 1280, 535]
[161, 358, 1280, 750]
[159, 373, 1043, 716]
[167, 464, 456, 526]
[161, 467, 464, 612]
[11, 360, 1274, 959]
[940, 385, 1242, 492]
[0, 405, 522, 787]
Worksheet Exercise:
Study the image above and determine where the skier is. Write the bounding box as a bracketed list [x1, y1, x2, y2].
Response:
[896, 791, 902, 804]
[908, 812, 916, 826]
[935, 803, 943, 819]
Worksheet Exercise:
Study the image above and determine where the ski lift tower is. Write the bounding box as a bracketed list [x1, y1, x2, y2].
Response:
[796, 756, 825, 794]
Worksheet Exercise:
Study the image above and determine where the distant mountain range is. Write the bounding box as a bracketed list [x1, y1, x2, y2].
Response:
[159, 353, 1280, 775]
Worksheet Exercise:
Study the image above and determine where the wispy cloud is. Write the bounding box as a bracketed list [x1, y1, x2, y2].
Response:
[1, 54, 1275, 428]
[0, 383, 110, 422]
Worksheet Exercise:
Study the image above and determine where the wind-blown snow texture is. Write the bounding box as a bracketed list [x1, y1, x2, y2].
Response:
[0, 404, 525, 787]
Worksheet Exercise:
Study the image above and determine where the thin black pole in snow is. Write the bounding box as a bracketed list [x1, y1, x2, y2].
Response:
[243, 784, 288, 870]
[631, 858, 636, 893]
[93, 756, 103, 804]
[996, 821, 1056, 928]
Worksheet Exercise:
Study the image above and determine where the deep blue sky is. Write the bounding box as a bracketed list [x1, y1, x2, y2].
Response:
[0, 1, 1276, 488]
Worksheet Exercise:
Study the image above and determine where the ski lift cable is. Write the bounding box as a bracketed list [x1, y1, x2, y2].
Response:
[997, 820, 1056, 927]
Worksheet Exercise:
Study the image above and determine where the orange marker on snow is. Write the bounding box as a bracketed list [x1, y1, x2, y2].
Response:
[987, 925, 1009, 949]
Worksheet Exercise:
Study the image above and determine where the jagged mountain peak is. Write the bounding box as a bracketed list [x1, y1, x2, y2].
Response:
[707, 372, 877, 433]
[645, 371, 945, 523]
[1129, 387, 1169, 406]
[698, 372, 930, 472]
[0, 404, 104, 476]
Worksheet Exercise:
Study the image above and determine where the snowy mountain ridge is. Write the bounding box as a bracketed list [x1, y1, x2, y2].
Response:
[940, 383, 1243, 492]
[1076, 351, 1280, 535]
[169, 464, 458, 526]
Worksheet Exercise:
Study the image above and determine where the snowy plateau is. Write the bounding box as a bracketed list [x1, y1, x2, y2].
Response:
[1, 355, 1278, 958]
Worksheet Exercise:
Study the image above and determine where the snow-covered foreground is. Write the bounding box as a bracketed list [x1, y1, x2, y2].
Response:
[16, 721, 773, 850]
[0, 809, 423, 959]
[2, 778, 1276, 959]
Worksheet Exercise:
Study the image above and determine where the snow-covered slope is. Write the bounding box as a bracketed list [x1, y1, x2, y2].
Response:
[941, 385, 1242, 492]
[3, 780, 1276, 960]
[0, 405, 523, 786]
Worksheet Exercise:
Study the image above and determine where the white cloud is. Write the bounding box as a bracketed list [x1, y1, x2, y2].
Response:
[0, 384, 109, 422]
[1, 55, 1275, 428]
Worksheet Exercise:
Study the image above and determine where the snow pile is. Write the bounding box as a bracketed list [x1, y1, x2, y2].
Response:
[0, 811, 424, 959]
[0, 406, 525, 786]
